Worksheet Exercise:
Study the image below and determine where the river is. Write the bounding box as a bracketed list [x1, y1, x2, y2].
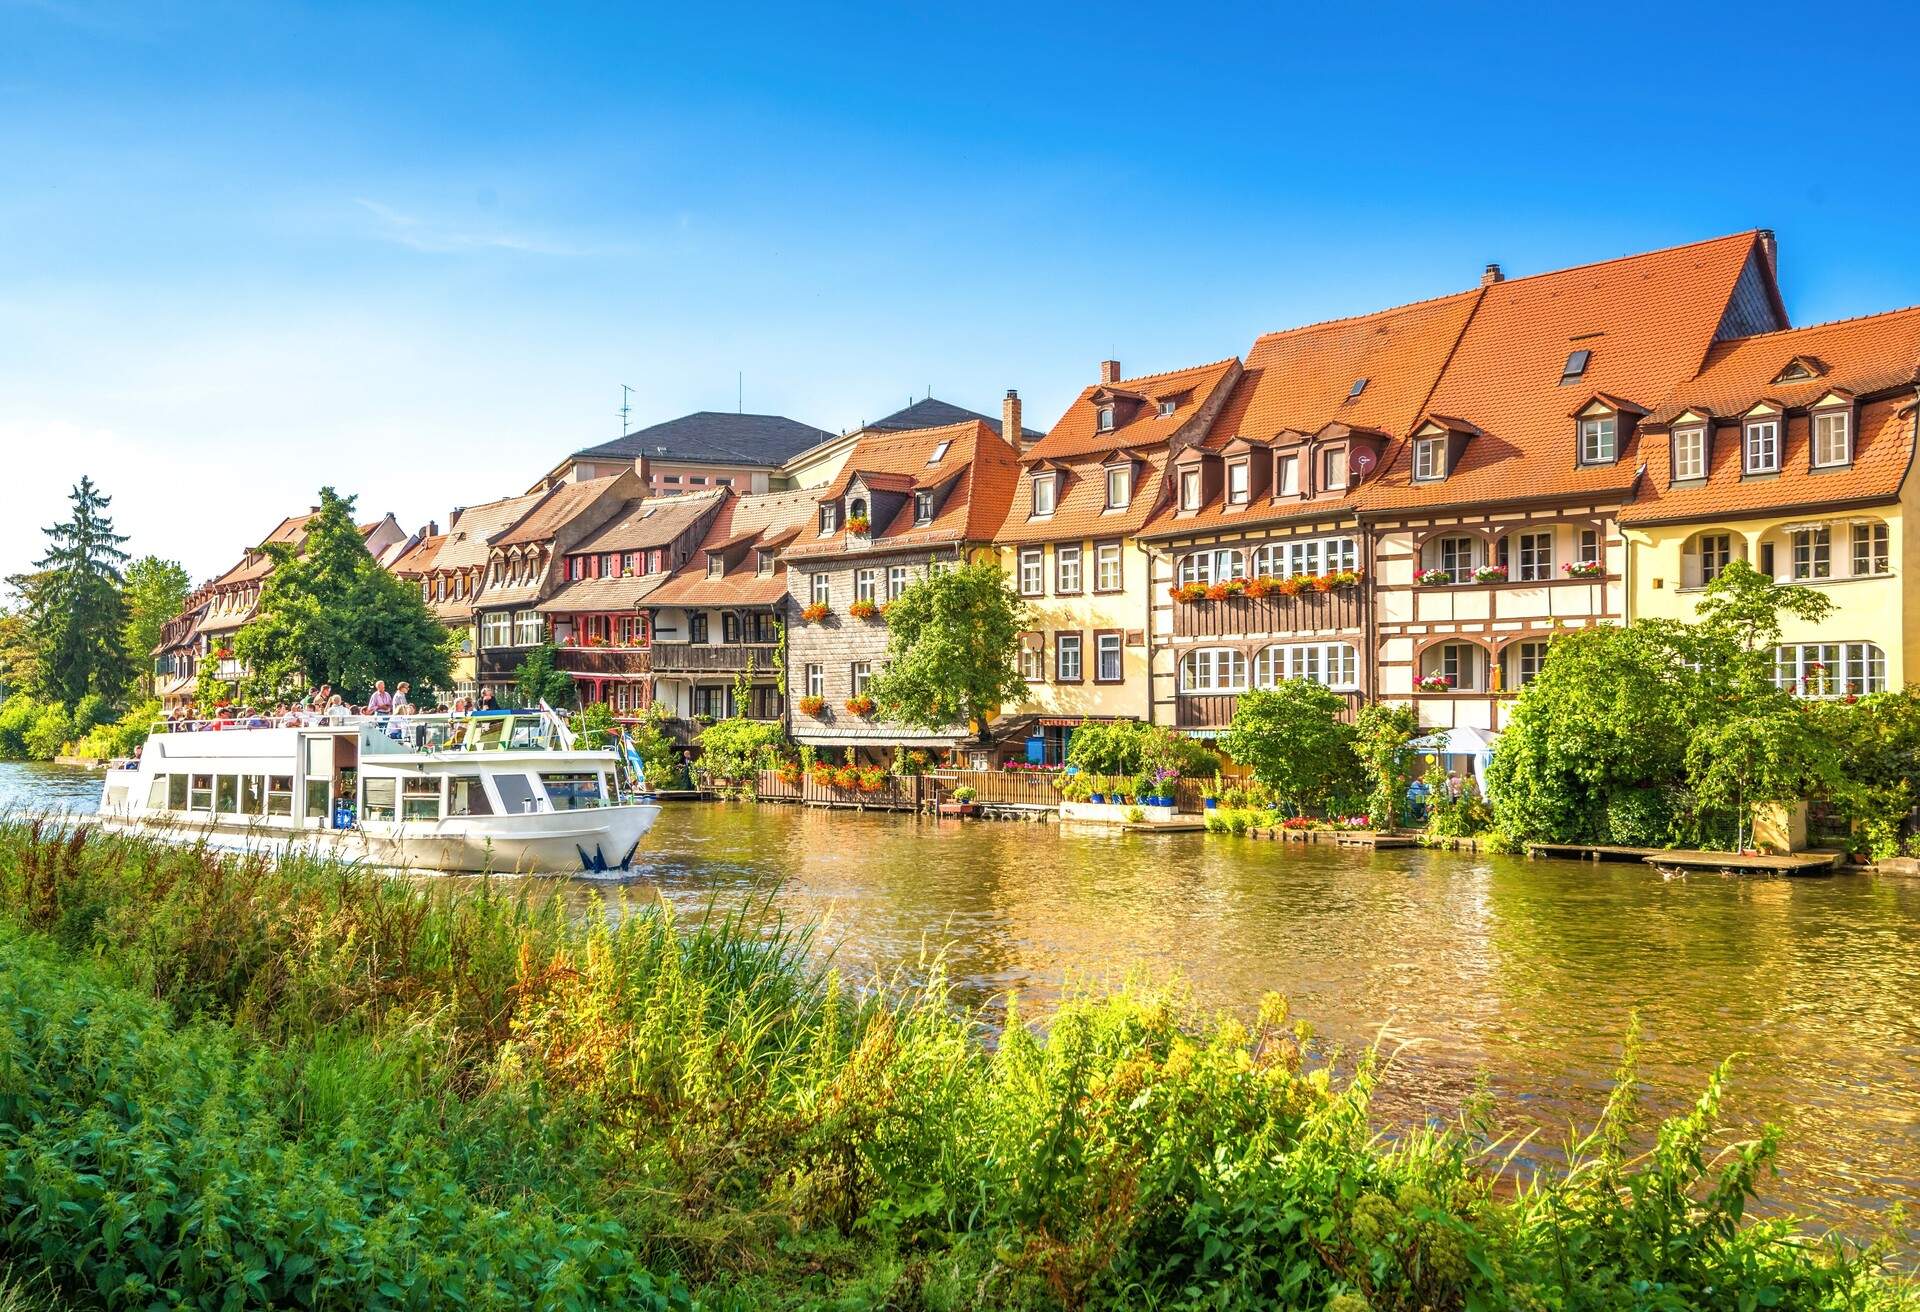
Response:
[4, 760, 1916, 1238]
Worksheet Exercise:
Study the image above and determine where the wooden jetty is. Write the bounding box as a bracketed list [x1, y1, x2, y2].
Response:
[1528, 842, 1844, 876]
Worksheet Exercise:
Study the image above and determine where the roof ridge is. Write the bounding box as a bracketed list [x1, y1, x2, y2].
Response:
[1488, 229, 1760, 290]
[1106, 356, 1240, 388]
[1713, 303, 1920, 343]
[1250, 287, 1483, 343]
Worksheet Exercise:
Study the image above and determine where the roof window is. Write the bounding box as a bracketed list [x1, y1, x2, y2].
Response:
[1560, 349, 1591, 383]
[1774, 356, 1823, 383]
[927, 440, 952, 464]
[1348, 377, 1369, 398]
[1097, 405, 1115, 432]
[1158, 399, 1176, 417]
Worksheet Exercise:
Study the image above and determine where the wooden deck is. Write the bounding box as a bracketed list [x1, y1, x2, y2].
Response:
[1529, 842, 1845, 875]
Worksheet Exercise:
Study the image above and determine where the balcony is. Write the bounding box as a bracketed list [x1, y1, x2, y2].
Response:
[1175, 689, 1361, 729]
[650, 643, 778, 673]
[555, 646, 652, 676]
[1171, 588, 1365, 639]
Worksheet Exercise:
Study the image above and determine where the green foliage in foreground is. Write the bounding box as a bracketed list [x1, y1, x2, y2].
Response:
[0, 819, 1909, 1311]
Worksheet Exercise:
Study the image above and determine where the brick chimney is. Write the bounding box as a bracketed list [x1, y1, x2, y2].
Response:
[1481, 262, 1504, 286]
[1099, 359, 1122, 384]
[1002, 389, 1023, 445]
[1758, 228, 1778, 281]
[631, 453, 650, 489]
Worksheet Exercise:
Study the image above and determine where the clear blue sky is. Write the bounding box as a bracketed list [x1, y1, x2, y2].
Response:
[5, 0, 1918, 581]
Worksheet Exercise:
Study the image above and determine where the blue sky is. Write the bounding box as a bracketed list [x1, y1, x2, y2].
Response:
[5, 0, 1919, 580]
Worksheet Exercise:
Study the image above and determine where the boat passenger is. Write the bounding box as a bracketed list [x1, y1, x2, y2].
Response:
[367, 681, 393, 714]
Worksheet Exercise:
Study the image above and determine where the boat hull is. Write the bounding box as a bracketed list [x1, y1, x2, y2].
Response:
[97, 803, 661, 875]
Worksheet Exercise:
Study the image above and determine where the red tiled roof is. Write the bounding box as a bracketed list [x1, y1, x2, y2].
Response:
[999, 446, 1176, 545]
[646, 488, 819, 606]
[388, 533, 445, 576]
[1621, 308, 1920, 525]
[786, 420, 1020, 559]
[1023, 358, 1238, 462]
[1358, 231, 1771, 514]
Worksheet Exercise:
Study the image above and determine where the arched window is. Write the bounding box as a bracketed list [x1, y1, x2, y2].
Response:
[1418, 641, 1486, 692]
[1423, 535, 1480, 583]
[1177, 548, 1246, 587]
[1254, 642, 1359, 690]
[1180, 647, 1248, 692]
[849, 496, 868, 521]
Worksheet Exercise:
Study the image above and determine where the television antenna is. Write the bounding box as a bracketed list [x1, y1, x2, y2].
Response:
[619, 384, 634, 435]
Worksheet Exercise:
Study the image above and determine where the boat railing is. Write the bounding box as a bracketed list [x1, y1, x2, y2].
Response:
[146, 710, 590, 754]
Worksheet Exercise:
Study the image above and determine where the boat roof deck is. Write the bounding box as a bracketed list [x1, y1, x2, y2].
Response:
[1529, 842, 1844, 875]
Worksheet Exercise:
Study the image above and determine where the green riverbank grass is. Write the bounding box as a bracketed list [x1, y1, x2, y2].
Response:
[0, 818, 1909, 1311]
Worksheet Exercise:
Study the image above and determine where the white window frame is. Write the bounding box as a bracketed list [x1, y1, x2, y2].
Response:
[820, 503, 839, 535]
[1055, 633, 1082, 682]
[1095, 632, 1122, 682]
[1812, 410, 1851, 468]
[1578, 415, 1617, 464]
[1180, 647, 1248, 692]
[1105, 465, 1131, 510]
[1437, 536, 1477, 583]
[513, 609, 545, 647]
[1018, 548, 1044, 596]
[1671, 426, 1706, 481]
[850, 660, 872, 695]
[1018, 635, 1044, 682]
[1790, 527, 1831, 581]
[914, 492, 934, 525]
[1056, 545, 1082, 594]
[1177, 548, 1245, 587]
[1505, 640, 1549, 688]
[1032, 472, 1057, 517]
[1320, 446, 1347, 490]
[810, 572, 831, 606]
[1744, 419, 1781, 474]
[1435, 641, 1481, 691]
[1094, 541, 1123, 591]
[482, 612, 512, 648]
[1412, 437, 1445, 482]
[1276, 453, 1301, 495]
[1774, 642, 1885, 698]
[1512, 531, 1553, 582]
[1158, 399, 1176, 417]
[1253, 642, 1359, 690]
[1227, 461, 1250, 504]
[1697, 532, 1732, 584]
[1096, 405, 1115, 432]
[1179, 467, 1202, 510]
[855, 567, 879, 602]
[1852, 522, 1889, 577]
[887, 564, 909, 599]
[805, 663, 824, 698]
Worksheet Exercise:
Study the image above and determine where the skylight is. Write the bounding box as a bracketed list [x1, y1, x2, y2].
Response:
[1561, 349, 1591, 383]
[927, 440, 952, 464]
[1348, 377, 1368, 398]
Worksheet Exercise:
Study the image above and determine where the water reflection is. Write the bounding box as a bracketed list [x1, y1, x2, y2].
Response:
[3, 764, 1915, 1236]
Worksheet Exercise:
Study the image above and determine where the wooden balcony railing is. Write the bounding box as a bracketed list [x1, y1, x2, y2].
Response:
[650, 643, 779, 673]
[1171, 588, 1365, 638]
[1176, 689, 1360, 728]
[555, 646, 652, 676]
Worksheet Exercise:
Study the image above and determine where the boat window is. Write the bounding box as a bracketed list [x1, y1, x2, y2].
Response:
[146, 775, 169, 810]
[240, 775, 265, 816]
[448, 776, 493, 816]
[267, 776, 294, 817]
[401, 778, 442, 822]
[189, 774, 213, 812]
[469, 718, 508, 751]
[216, 776, 238, 813]
[541, 773, 603, 811]
[507, 717, 549, 750]
[363, 777, 397, 822]
[493, 773, 541, 815]
[167, 774, 188, 811]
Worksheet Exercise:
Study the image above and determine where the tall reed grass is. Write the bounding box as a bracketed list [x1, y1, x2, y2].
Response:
[0, 818, 1909, 1311]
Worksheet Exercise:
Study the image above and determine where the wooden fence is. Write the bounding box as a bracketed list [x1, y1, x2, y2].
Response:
[750, 769, 1067, 812]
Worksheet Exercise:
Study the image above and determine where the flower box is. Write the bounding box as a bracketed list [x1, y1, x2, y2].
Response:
[1170, 582, 1208, 603]
[1329, 568, 1364, 589]
[846, 515, 871, 535]
[1473, 565, 1508, 584]
[1275, 576, 1307, 597]
[848, 598, 879, 620]
[1562, 561, 1606, 579]
[844, 695, 876, 716]
[1244, 576, 1278, 598]
[796, 694, 827, 717]
[832, 766, 861, 789]
[1414, 674, 1455, 692]
[801, 602, 831, 623]
[855, 767, 887, 793]
[1415, 568, 1453, 587]
[938, 801, 980, 817]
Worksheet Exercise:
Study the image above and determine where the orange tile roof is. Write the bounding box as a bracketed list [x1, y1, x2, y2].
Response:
[1358, 231, 1771, 514]
[388, 533, 445, 576]
[1023, 358, 1239, 462]
[785, 420, 1020, 559]
[999, 445, 1176, 544]
[1620, 307, 1920, 525]
[646, 488, 819, 606]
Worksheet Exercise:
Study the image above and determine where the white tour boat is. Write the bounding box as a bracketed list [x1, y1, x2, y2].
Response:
[97, 709, 659, 874]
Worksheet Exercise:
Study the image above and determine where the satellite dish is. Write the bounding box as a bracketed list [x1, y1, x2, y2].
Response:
[1351, 449, 1377, 479]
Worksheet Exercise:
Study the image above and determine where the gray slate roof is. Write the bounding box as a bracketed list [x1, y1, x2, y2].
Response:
[868, 397, 1044, 442]
[576, 411, 836, 468]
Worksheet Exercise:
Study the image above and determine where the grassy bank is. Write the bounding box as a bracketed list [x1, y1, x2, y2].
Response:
[0, 820, 1908, 1310]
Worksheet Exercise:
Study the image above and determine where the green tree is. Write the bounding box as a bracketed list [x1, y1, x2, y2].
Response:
[570, 700, 620, 749]
[0, 600, 45, 701]
[867, 557, 1026, 743]
[120, 555, 191, 700]
[233, 488, 451, 704]
[1351, 701, 1420, 828]
[1219, 681, 1363, 814]
[26, 478, 131, 705]
[512, 642, 576, 709]
[696, 716, 787, 792]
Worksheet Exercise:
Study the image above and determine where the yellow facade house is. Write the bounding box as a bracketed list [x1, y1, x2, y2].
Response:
[993, 360, 1241, 763]
[1622, 306, 1920, 693]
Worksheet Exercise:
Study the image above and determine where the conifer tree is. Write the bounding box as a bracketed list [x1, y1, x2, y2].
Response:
[28, 477, 132, 705]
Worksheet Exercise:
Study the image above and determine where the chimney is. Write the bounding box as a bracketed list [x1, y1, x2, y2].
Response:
[632, 453, 650, 488]
[1099, 359, 1121, 384]
[1481, 262, 1504, 286]
[1002, 389, 1023, 446]
[1757, 228, 1778, 281]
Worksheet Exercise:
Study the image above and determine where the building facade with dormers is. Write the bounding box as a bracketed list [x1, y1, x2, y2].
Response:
[781, 418, 1021, 761]
[1622, 306, 1920, 694]
[995, 360, 1240, 759]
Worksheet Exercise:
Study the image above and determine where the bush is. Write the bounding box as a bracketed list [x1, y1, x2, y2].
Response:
[0, 697, 46, 760]
[1604, 785, 1677, 847]
[22, 704, 72, 762]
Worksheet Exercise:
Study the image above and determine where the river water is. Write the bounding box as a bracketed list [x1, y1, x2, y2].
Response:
[5, 761, 1917, 1238]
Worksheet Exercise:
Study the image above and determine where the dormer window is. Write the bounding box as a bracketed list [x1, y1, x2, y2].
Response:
[1671, 426, 1706, 481]
[707, 555, 724, 579]
[1320, 447, 1347, 490]
[1561, 349, 1591, 383]
[1227, 460, 1250, 505]
[1097, 405, 1115, 432]
[1179, 467, 1202, 511]
[1413, 437, 1446, 482]
[1276, 453, 1301, 496]
[1774, 356, 1824, 384]
[1031, 472, 1057, 517]
[756, 551, 774, 577]
[1158, 399, 1176, 418]
[1578, 415, 1617, 464]
[927, 440, 951, 464]
[1812, 408, 1851, 468]
[914, 491, 934, 524]
[1744, 416, 1781, 474]
[1105, 464, 1132, 510]
[820, 503, 839, 535]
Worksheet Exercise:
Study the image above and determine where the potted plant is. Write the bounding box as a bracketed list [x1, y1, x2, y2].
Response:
[856, 766, 887, 793]
[1276, 575, 1307, 597]
[833, 764, 861, 790]
[809, 763, 836, 788]
[1244, 576, 1278, 598]
[941, 784, 981, 817]
[1170, 582, 1208, 603]
[844, 694, 877, 716]
[848, 598, 880, 620]
[775, 760, 802, 786]
[1200, 774, 1222, 809]
[1473, 564, 1508, 584]
[801, 602, 831, 623]
[1205, 582, 1231, 601]
[846, 513, 872, 535]
[1089, 774, 1108, 804]
[796, 694, 827, 717]
[1221, 577, 1247, 596]
[1330, 567, 1364, 588]
[1415, 567, 1453, 587]
[1414, 673, 1455, 692]
[1308, 572, 1337, 593]
[1562, 560, 1606, 579]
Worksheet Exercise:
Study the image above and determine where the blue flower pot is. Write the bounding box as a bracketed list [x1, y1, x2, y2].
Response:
[1204, 798, 1218, 809]
[1090, 793, 1106, 804]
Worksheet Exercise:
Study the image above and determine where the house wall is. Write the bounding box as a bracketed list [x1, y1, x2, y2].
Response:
[997, 539, 1152, 723]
